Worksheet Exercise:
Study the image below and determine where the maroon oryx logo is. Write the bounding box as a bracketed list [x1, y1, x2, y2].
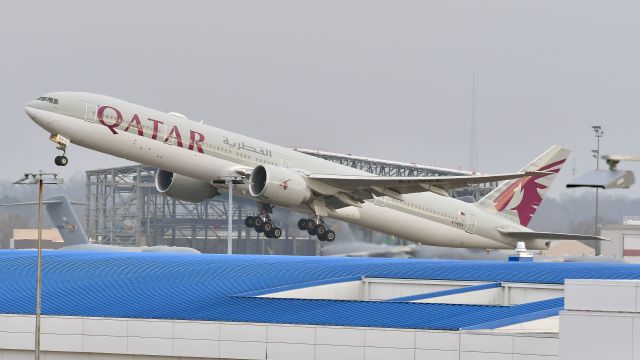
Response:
[280, 179, 291, 191]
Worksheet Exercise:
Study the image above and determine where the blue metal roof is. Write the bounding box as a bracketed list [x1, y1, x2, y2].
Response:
[0, 251, 639, 330]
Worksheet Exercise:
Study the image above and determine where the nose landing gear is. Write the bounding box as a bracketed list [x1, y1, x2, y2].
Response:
[54, 155, 68, 166]
[50, 134, 70, 167]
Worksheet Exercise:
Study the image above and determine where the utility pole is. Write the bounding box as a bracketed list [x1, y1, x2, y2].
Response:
[14, 172, 63, 360]
[226, 177, 234, 254]
[592, 126, 604, 255]
[470, 72, 478, 172]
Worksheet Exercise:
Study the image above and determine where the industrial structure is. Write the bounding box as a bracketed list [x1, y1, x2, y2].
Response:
[84, 150, 498, 254]
[600, 216, 640, 263]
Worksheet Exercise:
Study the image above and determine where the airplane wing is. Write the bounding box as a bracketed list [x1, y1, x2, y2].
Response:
[497, 228, 609, 241]
[307, 171, 549, 200]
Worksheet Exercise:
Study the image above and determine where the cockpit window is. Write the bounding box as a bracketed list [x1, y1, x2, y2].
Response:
[38, 97, 59, 104]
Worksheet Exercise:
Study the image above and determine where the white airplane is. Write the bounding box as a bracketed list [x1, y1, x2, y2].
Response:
[25, 92, 605, 251]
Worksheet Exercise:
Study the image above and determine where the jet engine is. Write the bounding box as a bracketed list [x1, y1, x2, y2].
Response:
[155, 169, 219, 203]
[249, 165, 311, 207]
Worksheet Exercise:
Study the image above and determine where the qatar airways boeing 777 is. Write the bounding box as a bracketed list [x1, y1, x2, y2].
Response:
[25, 92, 604, 250]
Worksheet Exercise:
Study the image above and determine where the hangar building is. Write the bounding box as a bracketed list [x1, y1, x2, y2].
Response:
[0, 251, 638, 359]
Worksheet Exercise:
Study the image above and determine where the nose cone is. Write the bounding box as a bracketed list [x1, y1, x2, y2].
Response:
[24, 99, 53, 131]
[24, 100, 39, 120]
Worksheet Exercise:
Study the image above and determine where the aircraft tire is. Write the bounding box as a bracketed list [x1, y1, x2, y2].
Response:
[263, 221, 274, 234]
[272, 227, 283, 239]
[245, 216, 256, 227]
[254, 217, 265, 233]
[54, 156, 66, 166]
[307, 225, 317, 236]
[315, 224, 327, 237]
[297, 219, 307, 230]
[306, 219, 317, 235]
[324, 230, 336, 242]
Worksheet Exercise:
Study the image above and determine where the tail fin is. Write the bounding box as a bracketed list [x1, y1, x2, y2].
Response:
[45, 195, 89, 246]
[476, 145, 569, 227]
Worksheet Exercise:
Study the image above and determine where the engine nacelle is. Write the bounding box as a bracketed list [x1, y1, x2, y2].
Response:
[155, 169, 219, 203]
[249, 165, 311, 207]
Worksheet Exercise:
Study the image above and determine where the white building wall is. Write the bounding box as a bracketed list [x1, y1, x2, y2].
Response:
[260, 280, 363, 300]
[560, 279, 640, 360]
[601, 225, 640, 263]
[365, 279, 484, 300]
[0, 314, 558, 360]
[417, 288, 503, 305]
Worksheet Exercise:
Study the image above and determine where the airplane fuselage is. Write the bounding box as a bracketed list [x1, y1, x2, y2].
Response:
[25, 92, 546, 250]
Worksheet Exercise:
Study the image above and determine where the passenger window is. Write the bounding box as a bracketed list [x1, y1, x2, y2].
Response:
[53, 99, 58, 105]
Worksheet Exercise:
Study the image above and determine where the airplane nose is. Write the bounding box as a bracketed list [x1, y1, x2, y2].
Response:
[24, 102, 38, 120]
[24, 100, 51, 128]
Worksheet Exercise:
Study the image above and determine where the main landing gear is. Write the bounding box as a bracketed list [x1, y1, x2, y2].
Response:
[50, 134, 69, 167]
[244, 203, 283, 239]
[297, 217, 336, 242]
[244, 215, 283, 239]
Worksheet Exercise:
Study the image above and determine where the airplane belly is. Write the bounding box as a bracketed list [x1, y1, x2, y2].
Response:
[51, 113, 240, 182]
[334, 203, 512, 249]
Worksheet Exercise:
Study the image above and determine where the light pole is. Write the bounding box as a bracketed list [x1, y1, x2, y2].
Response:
[592, 125, 604, 255]
[226, 177, 233, 254]
[13, 171, 63, 360]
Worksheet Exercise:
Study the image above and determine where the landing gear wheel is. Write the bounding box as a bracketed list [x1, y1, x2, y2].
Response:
[297, 219, 308, 230]
[245, 216, 256, 227]
[254, 217, 265, 233]
[271, 227, 283, 239]
[307, 223, 316, 236]
[323, 230, 336, 242]
[307, 220, 317, 236]
[54, 155, 68, 166]
[263, 221, 274, 234]
[315, 224, 327, 237]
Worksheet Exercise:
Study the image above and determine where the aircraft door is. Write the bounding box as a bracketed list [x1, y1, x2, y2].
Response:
[465, 214, 477, 234]
[85, 103, 98, 123]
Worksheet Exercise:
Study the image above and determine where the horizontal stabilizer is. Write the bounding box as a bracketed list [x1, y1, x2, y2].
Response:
[497, 228, 608, 242]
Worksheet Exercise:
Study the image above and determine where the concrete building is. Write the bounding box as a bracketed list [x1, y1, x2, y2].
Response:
[601, 217, 640, 263]
[0, 251, 639, 359]
[0, 228, 63, 249]
[561, 279, 640, 359]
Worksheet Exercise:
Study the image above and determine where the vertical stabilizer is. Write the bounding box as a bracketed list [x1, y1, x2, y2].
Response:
[44, 195, 89, 246]
[476, 146, 569, 227]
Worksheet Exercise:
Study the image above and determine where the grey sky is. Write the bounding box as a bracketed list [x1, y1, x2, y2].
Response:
[2, 1, 640, 197]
